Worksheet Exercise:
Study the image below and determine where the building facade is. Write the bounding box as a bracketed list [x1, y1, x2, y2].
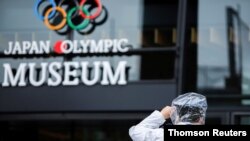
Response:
[0, 0, 250, 140]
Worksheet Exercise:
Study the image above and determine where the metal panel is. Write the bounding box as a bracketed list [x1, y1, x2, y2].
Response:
[176, 0, 187, 95]
[0, 83, 176, 112]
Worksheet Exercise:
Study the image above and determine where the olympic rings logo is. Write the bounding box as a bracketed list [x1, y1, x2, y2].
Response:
[34, 0, 105, 31]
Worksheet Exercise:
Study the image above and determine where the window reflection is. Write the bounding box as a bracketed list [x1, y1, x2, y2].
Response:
[0, 0, 178, 83]
[198, 0, 250, 102]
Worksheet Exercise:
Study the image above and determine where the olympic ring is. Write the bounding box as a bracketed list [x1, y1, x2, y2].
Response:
[35, 0, 106, 31]
[67, 7, 90, 30]
[34, 0, 57, 21]
[79, 0, 102, 20]
[77, 6, 108, 35]
[44, 7, 67, 30]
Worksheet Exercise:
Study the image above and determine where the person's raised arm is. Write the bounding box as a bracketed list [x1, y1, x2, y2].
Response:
[129, 106, 172, 141]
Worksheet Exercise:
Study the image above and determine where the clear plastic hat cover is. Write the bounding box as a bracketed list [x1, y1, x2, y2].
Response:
[170, 92, 207, 125]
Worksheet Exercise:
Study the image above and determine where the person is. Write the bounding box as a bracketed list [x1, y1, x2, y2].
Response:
[129, 92, 207, 141]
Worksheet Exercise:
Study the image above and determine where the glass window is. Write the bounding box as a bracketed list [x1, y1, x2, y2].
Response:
[240, 116, 250, 125]
[232, 114, 250, 125]
[197, 0, 250, 104]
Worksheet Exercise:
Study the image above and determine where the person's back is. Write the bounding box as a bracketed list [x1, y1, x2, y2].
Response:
[129, 92, 208, 141]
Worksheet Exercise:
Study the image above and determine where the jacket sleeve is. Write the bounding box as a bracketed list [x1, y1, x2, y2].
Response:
[129, 110, 165, 141]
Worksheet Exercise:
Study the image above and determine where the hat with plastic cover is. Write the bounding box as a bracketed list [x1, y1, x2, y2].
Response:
[170, 92, 207, 125]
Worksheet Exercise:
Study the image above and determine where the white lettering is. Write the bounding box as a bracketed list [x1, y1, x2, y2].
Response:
[2, 61, 128, 87]
[39, 41, 50, 54]
[29, 63, 47, 86]
[48, 62, 62, 86]
[81, 62, 100, 86]
[61, 40, 73, 54]
[117, 38, 129, 53]
[4, 42, 13, 55]
[90, 40, 103, 53]
[168, 129, 209, 136]
[2, 63, 27, 87]
[12, 42, 22, 55]
[72, 40, 81, 53]
[62, 62, 79, 85]
[29, 42, 40, 54]
[22, 41, 31, 54]
[103, 39, 113, 53]
[213, 129, 248, 136]
[79, 40, 91, 53]
[101, 61, 127, 85]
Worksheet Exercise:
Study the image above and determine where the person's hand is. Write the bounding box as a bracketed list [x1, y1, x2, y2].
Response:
[160, 106, 172, 119]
